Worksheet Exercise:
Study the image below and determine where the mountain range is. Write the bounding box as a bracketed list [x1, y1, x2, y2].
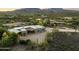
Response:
[0, 8, 79, 16]
[14, 8, 64, 13]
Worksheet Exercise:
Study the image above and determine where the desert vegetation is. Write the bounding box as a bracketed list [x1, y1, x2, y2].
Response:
[0, 8, 79, 51]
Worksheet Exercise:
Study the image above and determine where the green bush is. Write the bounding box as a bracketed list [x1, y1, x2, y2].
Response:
[9, 32, 18, 45]
[0, 27, 7, 40]
[1, 32, 10, 47]
[1, 32, 18, 47]
[19, 39, 32, 45]
[19, 40, 27, 45]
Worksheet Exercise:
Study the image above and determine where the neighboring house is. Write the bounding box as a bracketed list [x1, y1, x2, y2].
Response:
[3, 22, 25, 28]
[50, 20, 65, 27]
[64, 17, 72, 20]
[36, 19, 41, 21]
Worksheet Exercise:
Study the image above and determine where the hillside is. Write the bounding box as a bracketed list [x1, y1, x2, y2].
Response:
[0, 8, 79, 17]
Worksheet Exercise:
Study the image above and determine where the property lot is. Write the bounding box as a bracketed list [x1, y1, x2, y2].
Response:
[19, 27, 79, 44]
[12, 27, 79, 51]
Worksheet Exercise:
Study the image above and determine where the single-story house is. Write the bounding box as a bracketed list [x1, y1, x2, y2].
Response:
[8, 25, 45, 36]
[24, 25, 45, 33]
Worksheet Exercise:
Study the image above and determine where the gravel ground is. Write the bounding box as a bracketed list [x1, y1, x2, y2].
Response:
[20, 32, 47, 44]
[11, 45, 26, 51]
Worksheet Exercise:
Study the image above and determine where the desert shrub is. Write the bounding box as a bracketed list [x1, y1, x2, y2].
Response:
[26, 40, 33, 45]
[46, 32, 79, 51]
[1, 32, 10, 47]
[8, 32, 18, 45]
[0, 27, 7, 40]
[19, 39, 32, 45]
[19, 40, 26, 45]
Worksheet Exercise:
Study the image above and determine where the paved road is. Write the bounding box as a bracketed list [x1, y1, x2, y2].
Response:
[46, 27, 79, 32]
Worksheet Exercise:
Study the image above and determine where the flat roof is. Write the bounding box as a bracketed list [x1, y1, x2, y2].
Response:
[8, 29, 21, 33]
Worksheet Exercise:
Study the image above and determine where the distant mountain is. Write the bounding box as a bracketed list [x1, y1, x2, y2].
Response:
[14, 8, 64, 13]
[15, 8, 41, 13]
[42, 8, 64, 13]
[0, 8, 79, 17]
[64, 8, 79, 11]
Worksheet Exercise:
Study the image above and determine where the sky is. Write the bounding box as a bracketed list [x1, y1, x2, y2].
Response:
[0, 0, 79, 9]
[0, 0, 79, 11]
